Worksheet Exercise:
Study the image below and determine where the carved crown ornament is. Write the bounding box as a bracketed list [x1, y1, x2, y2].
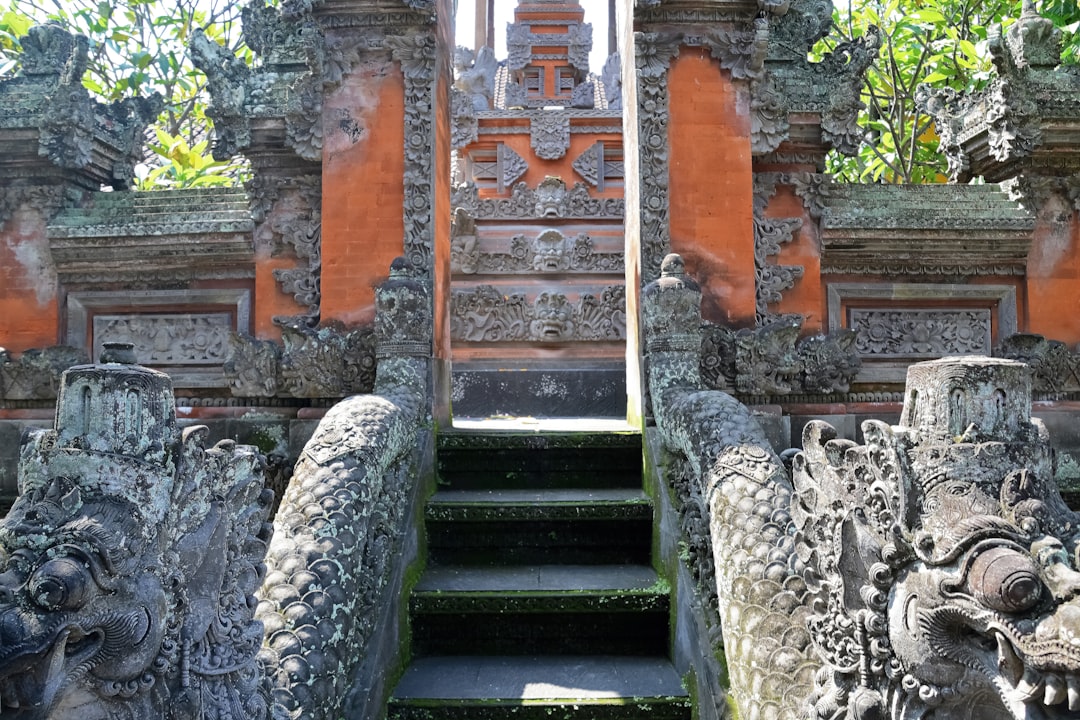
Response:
[919, 1, 1080, 198]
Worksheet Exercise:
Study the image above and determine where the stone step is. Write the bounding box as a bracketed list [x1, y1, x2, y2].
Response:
[436, 434, 641, 490]
[411, 565, 668, 656]
[425, 489, 652, 565]
[388, 656, 690, 720]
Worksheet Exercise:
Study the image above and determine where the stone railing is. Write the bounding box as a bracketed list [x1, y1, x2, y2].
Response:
[642, 254, 817, 720]
[255, 257, 431, 720]
[0, 258, 432, 720]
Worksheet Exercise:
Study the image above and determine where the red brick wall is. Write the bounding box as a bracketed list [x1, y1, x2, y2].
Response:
[0, 207, 59, 349]
[667, 49, 756, 327]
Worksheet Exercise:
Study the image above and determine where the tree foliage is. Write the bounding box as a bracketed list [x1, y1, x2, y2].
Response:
[0, 0, 259, 189]
[820, 0, 1080, 183]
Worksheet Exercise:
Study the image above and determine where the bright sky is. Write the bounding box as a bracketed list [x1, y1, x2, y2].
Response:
[454, 0, 611, 73]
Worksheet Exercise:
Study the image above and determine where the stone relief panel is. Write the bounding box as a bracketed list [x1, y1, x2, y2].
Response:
[92, 314, 232, 366]
[850, 308, 992, 358]
[65, 288, 252, 389]
[451, 286, 626, 343]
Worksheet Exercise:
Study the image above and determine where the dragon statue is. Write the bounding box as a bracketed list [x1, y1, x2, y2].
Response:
[0, 258, 429, 720]
[644, 254, 1080, 720]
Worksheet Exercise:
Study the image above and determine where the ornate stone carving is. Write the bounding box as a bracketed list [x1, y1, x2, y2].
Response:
[753, 175, 804, 325]
[452, 179, 624, 220]
[450, 207, 480, 274]
[568, 21, 592, 74]
[701, 319, 861, 396]
[454, 45, 497, 112]
[918, 3, 1074, 183]
[995, 332, 1080, 393]
[0, 265, 429, 720]
[450, 87, 479, 149]
[507, 22, 531, 70]
[647, 259, 1080, 719]
[643, 258, 818, 720]
[3, 25, 160, 187]
[92, 314, 232, 366]
[451, 286, 626, 342]
[531, 113, 572, 160]
[0, 345, 89, 400]
[0, 356, 274, 718]
[278, 319, 376, 397]
[601, 52, 622, 112]
[572, 142, 602, 186]
[635, 31, 681, 282]
[388, 31, 437, 278]
[699, 18, 768, 82]
[189, 28, 253, 160]
[223, 333, 282, 397]
[500, 144, 529, 188]
[796, 328, 861, 394]
[850, 308, 992, 357]
[250, 174, 323, 324]
[794, 356, 1080, 720]
[750, 1, 879, 156]
[570, 80, 595, 109]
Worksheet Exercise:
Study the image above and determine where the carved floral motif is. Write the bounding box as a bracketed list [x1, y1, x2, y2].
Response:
[850, 308, 991, 357]
[452, 179, 624, 220]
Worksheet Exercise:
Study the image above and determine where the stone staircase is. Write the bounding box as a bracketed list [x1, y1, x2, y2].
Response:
[387, 432, 690, 719]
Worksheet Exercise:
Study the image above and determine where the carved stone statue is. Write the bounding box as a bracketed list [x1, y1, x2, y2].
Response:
[645, 255, 1080, 720]
[794, 356, 1080, 719]
[0, 348, 275, 718]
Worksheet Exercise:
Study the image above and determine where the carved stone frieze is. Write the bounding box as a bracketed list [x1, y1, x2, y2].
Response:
[388, 31, 437, 278]
[694, 18, 768, 82]
[450, 207, 480, 274]
[92, 314, 232, 366]
[0, 345, 89, 400]
[451, 179, 624, 220]
[700, 319, 861, 396]
[531, 113, 572, 160]
[570, 80, 595, 109]
[453, 227, 623, 276]
[278, 319, 376, 397]
[850, 308, 992, 358]
[451, 285, 626, 343]
[635, 31, 681, 282]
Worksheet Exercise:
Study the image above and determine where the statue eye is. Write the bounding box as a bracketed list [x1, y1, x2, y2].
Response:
[967, 546, 1043, 614]
[29, 558, 91, 611]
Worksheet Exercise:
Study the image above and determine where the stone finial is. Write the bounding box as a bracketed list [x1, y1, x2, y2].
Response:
[642, 254, 703, 394]
[1006, 0, 1062, 69]
[642, 254, 702, 352]
[375, 257, 431, 359]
